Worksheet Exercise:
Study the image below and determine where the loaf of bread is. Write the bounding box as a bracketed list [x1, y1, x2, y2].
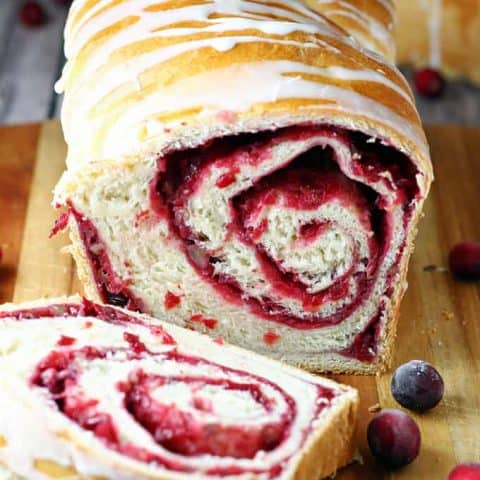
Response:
[303, 0, 395, 61]
[0, 297, 358, 479]
[395, 0, 480, 83]
[53, 0, 432, 374]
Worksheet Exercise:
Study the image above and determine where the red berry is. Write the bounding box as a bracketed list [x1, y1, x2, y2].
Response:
[413, 68, 446, 98]
[19, 1, 47, 27]
[367, 409, 421, 469]
[164, 291, 181, 310]
[449, 241, 480, 281]
[391, 360, 444, 412]
[448, 463, 480, 480]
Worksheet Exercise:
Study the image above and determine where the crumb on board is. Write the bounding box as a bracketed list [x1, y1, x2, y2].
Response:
[368, 403, 382, 413]
[442, 309, 454, 321]
[423, 264, 449, 273]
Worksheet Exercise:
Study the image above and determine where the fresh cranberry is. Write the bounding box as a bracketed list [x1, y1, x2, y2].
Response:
[449, 242, 480, 281]
[123, 332, 147, 354]
[19, 1, 47, 27]
[263, 331, 280, 345]
[164, 291, 181, 310]
[448, 463, 480, 480]
[190, 314, 217, 330]
[413, 68, 446, 98]
[367, 409, 421, 469]
[391, 360, 444, 412]
[57, 335, 76, 347]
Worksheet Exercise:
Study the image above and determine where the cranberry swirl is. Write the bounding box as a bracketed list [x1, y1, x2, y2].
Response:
[0, 301, 340, 478]
[152, 126, 418, 330]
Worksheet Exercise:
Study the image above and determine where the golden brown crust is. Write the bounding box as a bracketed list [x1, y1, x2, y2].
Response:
[293, 392, 359, 479]
[56, 0, 431, 185]
[304, 0, 395, 61]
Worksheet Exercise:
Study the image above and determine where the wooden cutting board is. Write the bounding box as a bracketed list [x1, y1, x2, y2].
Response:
[1, 121, 479, 479]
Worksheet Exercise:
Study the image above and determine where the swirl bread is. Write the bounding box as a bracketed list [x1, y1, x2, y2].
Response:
[53, 0, 433, 374]
[0, 297, 358, 479]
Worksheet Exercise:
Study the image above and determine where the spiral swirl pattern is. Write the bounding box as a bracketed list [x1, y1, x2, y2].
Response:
[53, 0, 432, 372]
[0, 299, 356, 479]
[155, 127, 397, 329]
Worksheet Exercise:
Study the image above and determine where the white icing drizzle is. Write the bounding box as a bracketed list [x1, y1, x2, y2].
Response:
[54, 0, 428, 172]
[378, 0, 394, 17]
[57, 0, 341, 93]
[429, 0, 443, 68]
[96, 60, 423, 161]
[310, 0, 394, 55]
[418, 0, 442, 68]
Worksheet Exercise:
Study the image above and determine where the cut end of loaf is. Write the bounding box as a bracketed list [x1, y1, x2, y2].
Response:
[53, 0, 431, 376]
[55, 124, 427, 375]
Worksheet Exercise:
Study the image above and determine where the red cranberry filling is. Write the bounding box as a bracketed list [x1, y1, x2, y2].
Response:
[339, 308, 383, 362]
[31, 348, 303, 471]
[231, 165, 378, 319]
[59, 125, 420, 362]
[264, 331, 281, 345]
[63, 206, 145, 312]
[123, 332, 148, 354]
[124, 371, 293, 459]
[189, 314, 218, 329]
[164, 291, 181, 309]
[151, 126, 418, 333]
[19, 308, 337, 478]
[57, 335, 76, 347]
[0, 299, 176, 346]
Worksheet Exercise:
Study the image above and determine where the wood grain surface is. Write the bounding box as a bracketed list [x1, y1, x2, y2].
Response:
[0, 121, 479, 479]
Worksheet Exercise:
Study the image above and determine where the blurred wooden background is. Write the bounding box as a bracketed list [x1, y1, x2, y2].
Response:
[0, 1, 67, 124]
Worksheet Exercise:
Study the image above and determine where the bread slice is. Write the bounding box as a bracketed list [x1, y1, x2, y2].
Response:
[0, 297, 358, 480]
[53, 0, 432, 374]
